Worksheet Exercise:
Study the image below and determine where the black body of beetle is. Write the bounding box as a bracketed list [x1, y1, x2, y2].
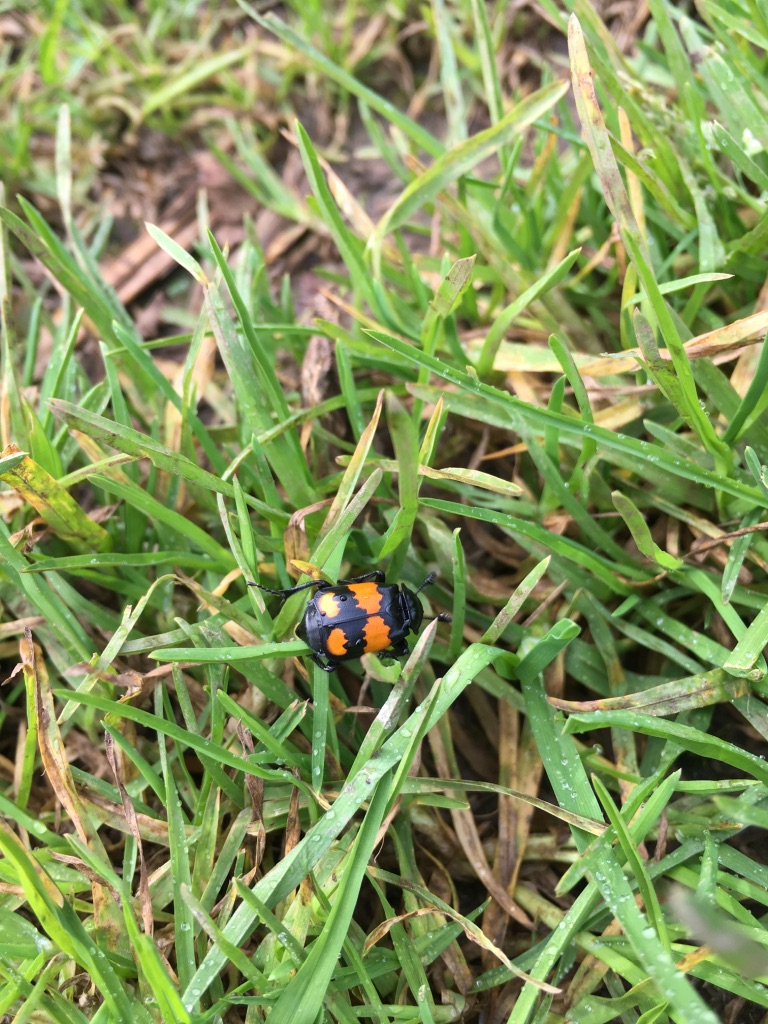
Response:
[249, 570, 450, 672]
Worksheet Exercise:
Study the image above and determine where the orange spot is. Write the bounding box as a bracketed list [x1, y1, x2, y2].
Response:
[327, 627, 348, 657]
[363, 616, 391, 653]
[350, 582, 383, 614]
[317, 593, 341, 618]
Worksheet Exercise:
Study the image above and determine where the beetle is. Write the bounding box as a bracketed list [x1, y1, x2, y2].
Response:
[249, 570, 451, 672]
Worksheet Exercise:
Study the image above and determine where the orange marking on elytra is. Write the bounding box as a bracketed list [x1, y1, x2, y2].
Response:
[327, 627, 348, 657]
[317, 592, 341, 618]
[363, 616, 391, 653]
[350, 582, 383, 614]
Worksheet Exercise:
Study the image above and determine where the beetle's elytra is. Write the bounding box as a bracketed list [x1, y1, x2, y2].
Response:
[249, 570, 451, 672]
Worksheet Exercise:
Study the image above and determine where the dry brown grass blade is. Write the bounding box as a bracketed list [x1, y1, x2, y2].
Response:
[364, 907, 439, 952]
[25, 628, 89, 846]
[25, 627, 123, 944]
[369, 868, 562, 995]
[484, 702, 547, 955]
[76, 790, 176, 844]
[105, 731, 153, 936]
[428, 716, 534, 929]
[465, 309, 768, 383]
[285, 767, 302, 858]
[483, 700, 521, 954]
[237, 721, 267, 871]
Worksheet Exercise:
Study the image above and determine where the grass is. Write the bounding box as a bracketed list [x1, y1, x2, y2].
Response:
[2, 1, 768, 1022]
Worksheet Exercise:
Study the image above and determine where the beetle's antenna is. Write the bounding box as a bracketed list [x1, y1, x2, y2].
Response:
[248, 580, 320, 597]
[414, 571, 437, 596]
[415, 573, 450, 621]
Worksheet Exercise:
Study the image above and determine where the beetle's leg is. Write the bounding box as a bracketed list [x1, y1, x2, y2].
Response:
[389, 638, 411, 658]
[337, 570, 386, 585]
[248, 579, 322, 598]
[308, 651, 337, 673]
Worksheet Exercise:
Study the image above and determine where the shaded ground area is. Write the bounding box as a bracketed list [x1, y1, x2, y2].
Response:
[6, 4, 591, 341]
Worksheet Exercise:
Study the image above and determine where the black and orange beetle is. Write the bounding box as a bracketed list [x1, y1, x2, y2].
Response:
[249, 570, 451, 672]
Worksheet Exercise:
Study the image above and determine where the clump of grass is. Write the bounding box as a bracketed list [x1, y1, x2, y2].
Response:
[2, 2, 768, 1023]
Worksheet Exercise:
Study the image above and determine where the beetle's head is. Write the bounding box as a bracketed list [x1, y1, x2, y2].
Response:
[401, 585, 424, 633]
[403, 572, 452, 633]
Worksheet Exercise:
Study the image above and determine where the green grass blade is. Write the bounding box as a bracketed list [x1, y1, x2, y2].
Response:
[265, 781, 390, 1024]
[243, 7, 443, 157]
[373, 79, 569, 241]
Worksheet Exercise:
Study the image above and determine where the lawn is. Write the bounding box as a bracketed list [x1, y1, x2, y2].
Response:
[2, 2, 768, 1022]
